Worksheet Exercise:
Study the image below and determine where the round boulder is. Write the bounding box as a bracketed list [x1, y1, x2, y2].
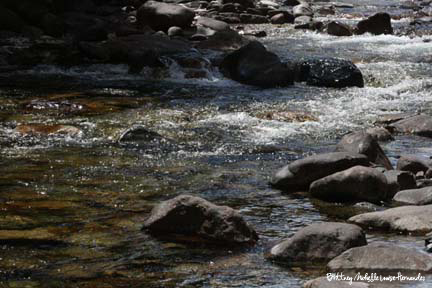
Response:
[393, 187, 432, 205]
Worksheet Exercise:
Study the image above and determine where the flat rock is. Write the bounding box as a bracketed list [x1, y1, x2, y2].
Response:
[393, 187, 432, 205]
[327, 243, 432, 273]
[397, 155, 430, 174]
[310, 166, 389, 204]
[271, 152, 369, 191]
[268, 222, 367, 265]
[143, 194, 258, 244]
[349, 205, 432, 234]
[388, 115, 432, 137]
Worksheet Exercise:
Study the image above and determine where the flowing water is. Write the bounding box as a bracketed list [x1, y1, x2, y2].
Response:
[1, 1, 432, 287]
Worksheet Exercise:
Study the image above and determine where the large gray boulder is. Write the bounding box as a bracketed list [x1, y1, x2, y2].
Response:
[220, 41, 294, 87]
[349, 205, 432, 234]
[267, 222, 367, 264]
[388, 115, 432, 138]
[393, 187, 432, 205]
[309, 166, 389, 204]
[271, 152, 369, 192]
[327, 243, 432, 273]
[137, 1, 195, 31]
[143, 194, 258, 244]
[336, 131, 393, 170]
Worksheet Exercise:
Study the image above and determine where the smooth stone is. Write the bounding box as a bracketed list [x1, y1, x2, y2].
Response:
[393, 187, 432, 205]
[349, 204, 432, 234]
[327, 243, 432, 273]
[268, 222, 367, 264]
[143, 194, 258, 244]
[365, 127, 394, 141]
[310, 166, 389, 204]
[271, 152, 369, 191]
[388, 114, 432, 137]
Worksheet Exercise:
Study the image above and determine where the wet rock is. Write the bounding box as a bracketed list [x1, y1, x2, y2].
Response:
[214, 13, 241, 24]
[196, 16, 230, 32]
[327, 243, 432, 273]
[295, 57, 364, 88]
[118, 126, 165, 144]
[255, 111, 318, 122]
[374, 113, 414, 126]
[325, 21, 352, 36]
[294, 15, 312, 26]
[293, 3, 313, 17]
[384, 170, 417, 198]
[283, 0, 300, 6]
[167, 26, 183, 37]
[335, 131, 393, 170]
[388, 115, 432, 137]
[190, 33, 208, 41]
[349, 205, 432, 234]
[137, 1, 195, 31]
[219, 41, 294, 87]
[393, 187, 432, 205]
[267, 222, 367, 265]
[270, 13, 294, 24]
[397, 155, 430, 174]
[356, 12, 393, 35]
[15, 124, 82, 137]
[365, 127, 393, 141]
[239, 13, 269, 23]
[196, 28, 247, 51]
[303, 277, 370, 288]
[271, 152, 369, 192]
[310, 166, 389, 204]
[143, 194, 258, 244]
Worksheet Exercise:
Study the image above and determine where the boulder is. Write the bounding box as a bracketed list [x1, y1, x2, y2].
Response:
[271, 152, 369, 191]
[167, 26, 183, 37]
[220, 0, 256, 9]
[349, 205, 432, 234]
[270, 13, 293, 24]
[393, 187, 432, 205]
[283, 0, 300, 6]
[303, 277, 370, 288]
[365, 127, 393, 141]
[295, 57, 364, 88]
[309, 166, 389, 204]
[267, 222, 367, 264]
[196, 16, 230, 32]
[219, 41, 294, 87]
[143, 194, 258, 244]
[356, 12, 393, 35]
[335, 131, 393, 170]
[384, 170, 416, 198]
[293, 3, 313, 17]
[326, 21, 352, 36]
[327, 243, 432, 273]
[239, 13, 269, 23]
[137, 1, 195, 31]
[397, 155, 430, 174]
[388, 115, 432, 137]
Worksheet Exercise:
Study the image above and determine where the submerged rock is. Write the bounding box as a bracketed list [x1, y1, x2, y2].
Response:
[309, 166, 389, 204]
[335, 131, 393, 170]
[267, 222, 366, 265]
[220, 41, 294, 87]
[349, 204, 432, 234]
[327, 243, 432, 273]
[393, 187, 432, 205]
[388, 115, 432, 137]
[143, 194, 258, 244]
[271, 152, 369, 192]
[295, 57, 364, 88]
[137, 1, 195, 31]
[356, 12, 393, 35]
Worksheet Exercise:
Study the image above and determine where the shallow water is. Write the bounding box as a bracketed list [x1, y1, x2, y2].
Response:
[1, 1, 432, 287]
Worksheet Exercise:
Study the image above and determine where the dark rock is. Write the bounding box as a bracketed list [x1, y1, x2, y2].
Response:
[397, 155, 430, 174]
[293, 3, 313, 17]
[221, 3, 238, 12]
[327, 243, 432, 273]
[356, 12, 393, 35]
[63, 13, 108, 42]
[219, 41, 293, 87]
[239, 13, 269, 23]
[270, 13, 294, 24]
[220, 0, 255, 9]
[374, 113, 414, 126]
[247, 8, 265, 15]
[304, 277, 370, 288]
[349, 205, 432, 234]
[142, 194, 258, 244]
[326, 21, 352, 36]
[295, 57, 364, 88]
[214, 13, 241, 24]
[384, 170, 417, 198]
[137, 1, 195, 31]
[271, 152, 369, 192]
[393, 187, 432, 205]
[167, 26, 184, 37]
[365, 127, 393, 141]
[283, 0, 300, 6]
[0, 5, 26, 33]
[190, 33, 208, 41]
[196, 16, 231, 32]
[388, 115, 432, 137]
[267, 222, 367, 264]
[310, 166, 389, 204]
[196, 29, 247, 51]
[335, 131, 393, 170]
[118, 126, 166, 143]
